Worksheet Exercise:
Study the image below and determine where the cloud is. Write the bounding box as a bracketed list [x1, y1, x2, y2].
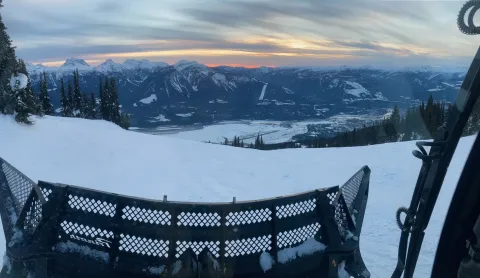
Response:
[2, 0, 477, 67]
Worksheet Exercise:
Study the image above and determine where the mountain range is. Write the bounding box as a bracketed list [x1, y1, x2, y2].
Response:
[26, 58, 467, 127]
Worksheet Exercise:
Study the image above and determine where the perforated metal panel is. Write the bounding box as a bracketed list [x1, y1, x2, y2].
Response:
[175, 241, 220, 258]
[277, 222, 321, 248]
[60, 220, 114, 239]
[225, 208, 271, 226]
[122, 206, 171, 225]
[276, 199, 316, 219]
[119, 234, 169, 258]
[326, 191, 338, 205]
[40, 187, 53, 202]
[224, 235, 271, 257]
[68, 195, 116, 217]
[334, 201, 349, 238]
[23, 197, 42, 234]
[341, 169, 364, 215]
[1, 161, 36, 214]
[177, 212, 220, 227]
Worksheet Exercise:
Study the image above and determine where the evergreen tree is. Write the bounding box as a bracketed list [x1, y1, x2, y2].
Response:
[39, 72, 54, 115]
[73, 69, 82, 114]
[59, 78, 69, 116]
[89, 93, 97, 119]
[119, 112, 131, 130]
[109, 77, 120, 124]
[11, 60, 37, 124]
[67, 79, 74, 116]
[0, 0, 17, 115]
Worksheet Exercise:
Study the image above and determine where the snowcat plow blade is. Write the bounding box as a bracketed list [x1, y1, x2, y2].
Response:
[0, 157, 371, 278]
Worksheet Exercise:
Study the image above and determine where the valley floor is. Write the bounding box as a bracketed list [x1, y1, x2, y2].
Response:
[0, 115, 475, 277]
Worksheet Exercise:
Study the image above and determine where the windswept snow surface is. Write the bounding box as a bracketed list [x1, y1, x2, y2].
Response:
[0, 115, 476, 277]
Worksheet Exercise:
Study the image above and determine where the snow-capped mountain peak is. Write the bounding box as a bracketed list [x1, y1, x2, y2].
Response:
[95, 59, 123, 73]
[174, 60, 208, 72]
[123, 59, 168, 70]
[60, 58, 93, 72]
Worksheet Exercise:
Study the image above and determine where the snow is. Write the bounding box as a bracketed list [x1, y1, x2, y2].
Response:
[149, 114, 170, 123]
[123, 59, 168, 70]
[133, 103, 137, 107]
[344, 81, 369, 97]
[176, 112, 194, 117]
[144, 265, 166, 275]
[283, 87, 295, 94]
[10, 73, 28, 90]
[55, 241, 109, 263]
[139, 94, 157, 104]
[276, 238, 327, 264]
[259, 252, 275, 272]
[428, 87, 442, 92]
[211, 73, 236, 91]
[0, 115, 476, 277]
[59, 58, 93, 73]
[259, 83, 268, 100]
[95, 59, 123, 73]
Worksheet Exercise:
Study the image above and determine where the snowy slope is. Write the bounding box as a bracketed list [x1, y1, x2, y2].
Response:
[0, 115, 475, 277]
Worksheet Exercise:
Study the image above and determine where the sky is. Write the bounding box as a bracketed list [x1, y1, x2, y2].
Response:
[3, 0, 479, 68]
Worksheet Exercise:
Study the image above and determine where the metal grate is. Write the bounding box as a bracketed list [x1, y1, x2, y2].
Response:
[68, 195, 116, 217]
[119, 234, 169, 258]
[340, 169, 364, 215]
[1, 161, 36, 214]
[225, 235, 271, 257]
[177, 212, 221, 227]
[326, 191, 338, 205]
[40, 187, 53, 202]
[122, 206, 171, 225]
[23, 196, 42, 235]
[175, 241, 220, 258]
[225, 208, 271, 226]
[276, 199, 316, 219]
[334, 201, 349, 239]
[277, 222, 321, 249]
[60, 220, 114, 239]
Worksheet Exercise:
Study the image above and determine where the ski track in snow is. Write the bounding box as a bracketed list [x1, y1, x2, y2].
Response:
[259, 83, 268, 100]
[0, 115, 476, 277]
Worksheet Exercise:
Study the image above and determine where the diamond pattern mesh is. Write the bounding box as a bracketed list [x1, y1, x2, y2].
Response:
[40, 187, 53, 202]
[326, 191, 338, 205]
[277, 222, 321, 248]
[119, 234, 169, 258]
[276, 199, 316, 219]
[175, 241, 220, 258]
[225, 235, 271, 257]
[23, 197, 42, 235]
[1, 161, 36, 214]
[340, 169, 364, 215]
[68, 195, 116, 217]
[122, 206, 171, 225]
[60, 220, 114, 239]
[334, 201, 349, 239]
[225, 208, 271, 226]
[177, 212, 220, 227]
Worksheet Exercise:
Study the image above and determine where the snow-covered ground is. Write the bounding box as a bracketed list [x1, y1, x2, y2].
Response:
[0, 115, 476, 277]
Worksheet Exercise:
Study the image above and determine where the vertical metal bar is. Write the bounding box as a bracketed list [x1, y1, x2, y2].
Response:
[167, 207, 178, 275]
[219, 210, 226, 276]
[271, 204, 278, 262]
[109, 197, 124, 270]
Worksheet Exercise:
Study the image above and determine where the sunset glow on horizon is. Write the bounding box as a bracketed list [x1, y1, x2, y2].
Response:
[4, 0, 477, 68]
